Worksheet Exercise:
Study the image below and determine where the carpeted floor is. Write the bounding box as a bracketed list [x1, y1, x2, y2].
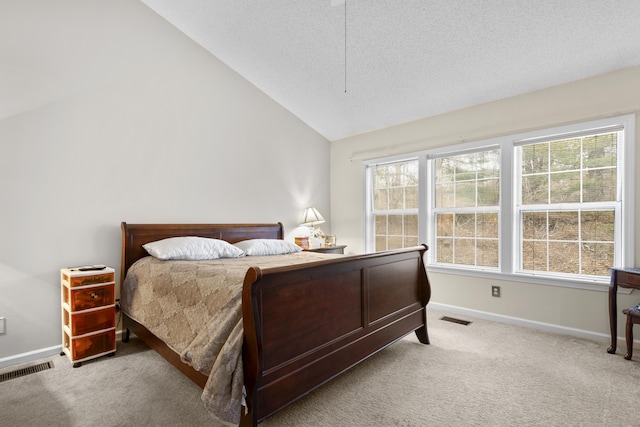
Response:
[2, 308, 639, 426]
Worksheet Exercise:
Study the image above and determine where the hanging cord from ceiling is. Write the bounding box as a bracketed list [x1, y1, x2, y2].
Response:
[331, 0, 347, 92]
[344, 0, 347, 93]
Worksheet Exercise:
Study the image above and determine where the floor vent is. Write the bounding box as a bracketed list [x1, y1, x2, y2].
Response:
[440, 316, 472, 326]
[0, 361, 53, 383]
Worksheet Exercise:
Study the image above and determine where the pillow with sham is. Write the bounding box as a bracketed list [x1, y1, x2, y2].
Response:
[233, 239, 302, 256]
[143, 236, 244, 260]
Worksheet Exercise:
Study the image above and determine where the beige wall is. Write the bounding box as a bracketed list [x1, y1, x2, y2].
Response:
[331, 66, 640, 339]
[0, 0, 329, 363]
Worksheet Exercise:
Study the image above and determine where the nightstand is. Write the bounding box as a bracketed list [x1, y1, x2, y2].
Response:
[305, 245, 346, 254]
[60, 266, 116, 367]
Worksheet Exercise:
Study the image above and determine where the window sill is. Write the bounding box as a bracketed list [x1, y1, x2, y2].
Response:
[425, 264, 630, 293]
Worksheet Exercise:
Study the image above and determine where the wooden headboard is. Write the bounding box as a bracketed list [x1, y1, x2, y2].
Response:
[120, 222, 284, 283]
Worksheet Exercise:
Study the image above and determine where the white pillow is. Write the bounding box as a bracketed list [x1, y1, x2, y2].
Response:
[143, 236, 245, 260]
[233, 239, 302, 256]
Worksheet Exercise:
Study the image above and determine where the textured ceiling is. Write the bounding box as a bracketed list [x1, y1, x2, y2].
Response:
[3, 1, 640, 142]
[140, 0, 640, 141]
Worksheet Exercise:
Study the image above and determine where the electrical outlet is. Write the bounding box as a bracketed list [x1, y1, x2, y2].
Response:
[0, 317, 5, 335]
[491, 286, 501, 298]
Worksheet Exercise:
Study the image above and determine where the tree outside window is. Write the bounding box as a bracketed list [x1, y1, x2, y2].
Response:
[518, 132, 618, 277]
[370, 160, 419, 251]
[434, 149, 500, 268]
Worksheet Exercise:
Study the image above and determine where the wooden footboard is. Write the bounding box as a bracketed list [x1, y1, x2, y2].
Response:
[240, 245, 430, 426]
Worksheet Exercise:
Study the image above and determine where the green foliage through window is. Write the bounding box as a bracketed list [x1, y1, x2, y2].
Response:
[370, 160, 419, 251]
[365, 115, 631, 284]
[434, 149, 500, 268]
[518, 131, 619, 277]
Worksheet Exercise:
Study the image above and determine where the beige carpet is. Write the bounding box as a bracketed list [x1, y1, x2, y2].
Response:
[2, 308, 639, 426]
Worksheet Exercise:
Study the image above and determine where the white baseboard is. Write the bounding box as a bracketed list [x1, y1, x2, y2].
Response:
[429, 302, 622, 345]
[1, 310, 632, 370]
[0, 329, 124, 370]
[0, 345, 62, 369]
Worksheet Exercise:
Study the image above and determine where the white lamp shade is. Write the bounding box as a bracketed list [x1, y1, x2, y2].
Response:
[300, 207, 325, 226]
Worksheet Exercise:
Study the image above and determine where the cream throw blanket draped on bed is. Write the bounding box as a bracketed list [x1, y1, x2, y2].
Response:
[121, 252, 336, 424]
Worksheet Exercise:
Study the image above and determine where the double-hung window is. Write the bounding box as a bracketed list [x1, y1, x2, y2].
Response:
[366, 159, 419, 251]
[364, 114, 634, 288]
[433, 148, 500, 268]
[515, 127, 622, 278]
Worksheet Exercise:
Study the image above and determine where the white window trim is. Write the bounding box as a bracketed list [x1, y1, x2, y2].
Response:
[363, 155, 420, 253]
[506, 115, 635, 282]
[425, 141, 506, 270]
[363, 114, 635, 291]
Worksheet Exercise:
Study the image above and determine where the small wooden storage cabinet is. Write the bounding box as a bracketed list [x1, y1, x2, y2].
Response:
[60, 266, 116, 367]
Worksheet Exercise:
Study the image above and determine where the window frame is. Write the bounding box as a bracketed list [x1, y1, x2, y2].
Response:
[364, 156, 421, 252]
[514, 126, 623, 279]
[363, 114, 635, 291]
[430, 146, 502, 270]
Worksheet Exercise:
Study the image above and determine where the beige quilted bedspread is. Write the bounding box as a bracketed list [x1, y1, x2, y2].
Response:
[121, 252, 337, 424]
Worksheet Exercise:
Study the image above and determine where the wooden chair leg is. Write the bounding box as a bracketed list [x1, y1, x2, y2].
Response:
[624, 314, 633, 360]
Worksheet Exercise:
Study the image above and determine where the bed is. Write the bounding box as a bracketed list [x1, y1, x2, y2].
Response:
[119, 222, 431, 426]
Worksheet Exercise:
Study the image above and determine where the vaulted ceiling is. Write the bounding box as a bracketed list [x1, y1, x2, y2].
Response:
[2, 2, 640, 142]
[140, 1, 640, 141]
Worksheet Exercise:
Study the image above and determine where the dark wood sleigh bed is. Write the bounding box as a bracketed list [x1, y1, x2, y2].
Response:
[120, 222, 431, 426]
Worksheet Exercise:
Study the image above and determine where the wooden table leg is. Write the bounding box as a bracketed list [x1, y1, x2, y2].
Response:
[607, 270, 618, 354]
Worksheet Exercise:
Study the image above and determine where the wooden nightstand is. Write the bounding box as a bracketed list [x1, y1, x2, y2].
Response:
[305, 245, 346, 254]
[60, 266, 116, 367]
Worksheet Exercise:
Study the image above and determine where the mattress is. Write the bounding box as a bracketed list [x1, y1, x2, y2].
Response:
[121, 251, 338, 423]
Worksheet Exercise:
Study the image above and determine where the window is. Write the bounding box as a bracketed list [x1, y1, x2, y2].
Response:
[366, 159, 419, 251]
[516, 129, 620, 278]
[434, 149, 500, 268]
[364, 115, 634, 287]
